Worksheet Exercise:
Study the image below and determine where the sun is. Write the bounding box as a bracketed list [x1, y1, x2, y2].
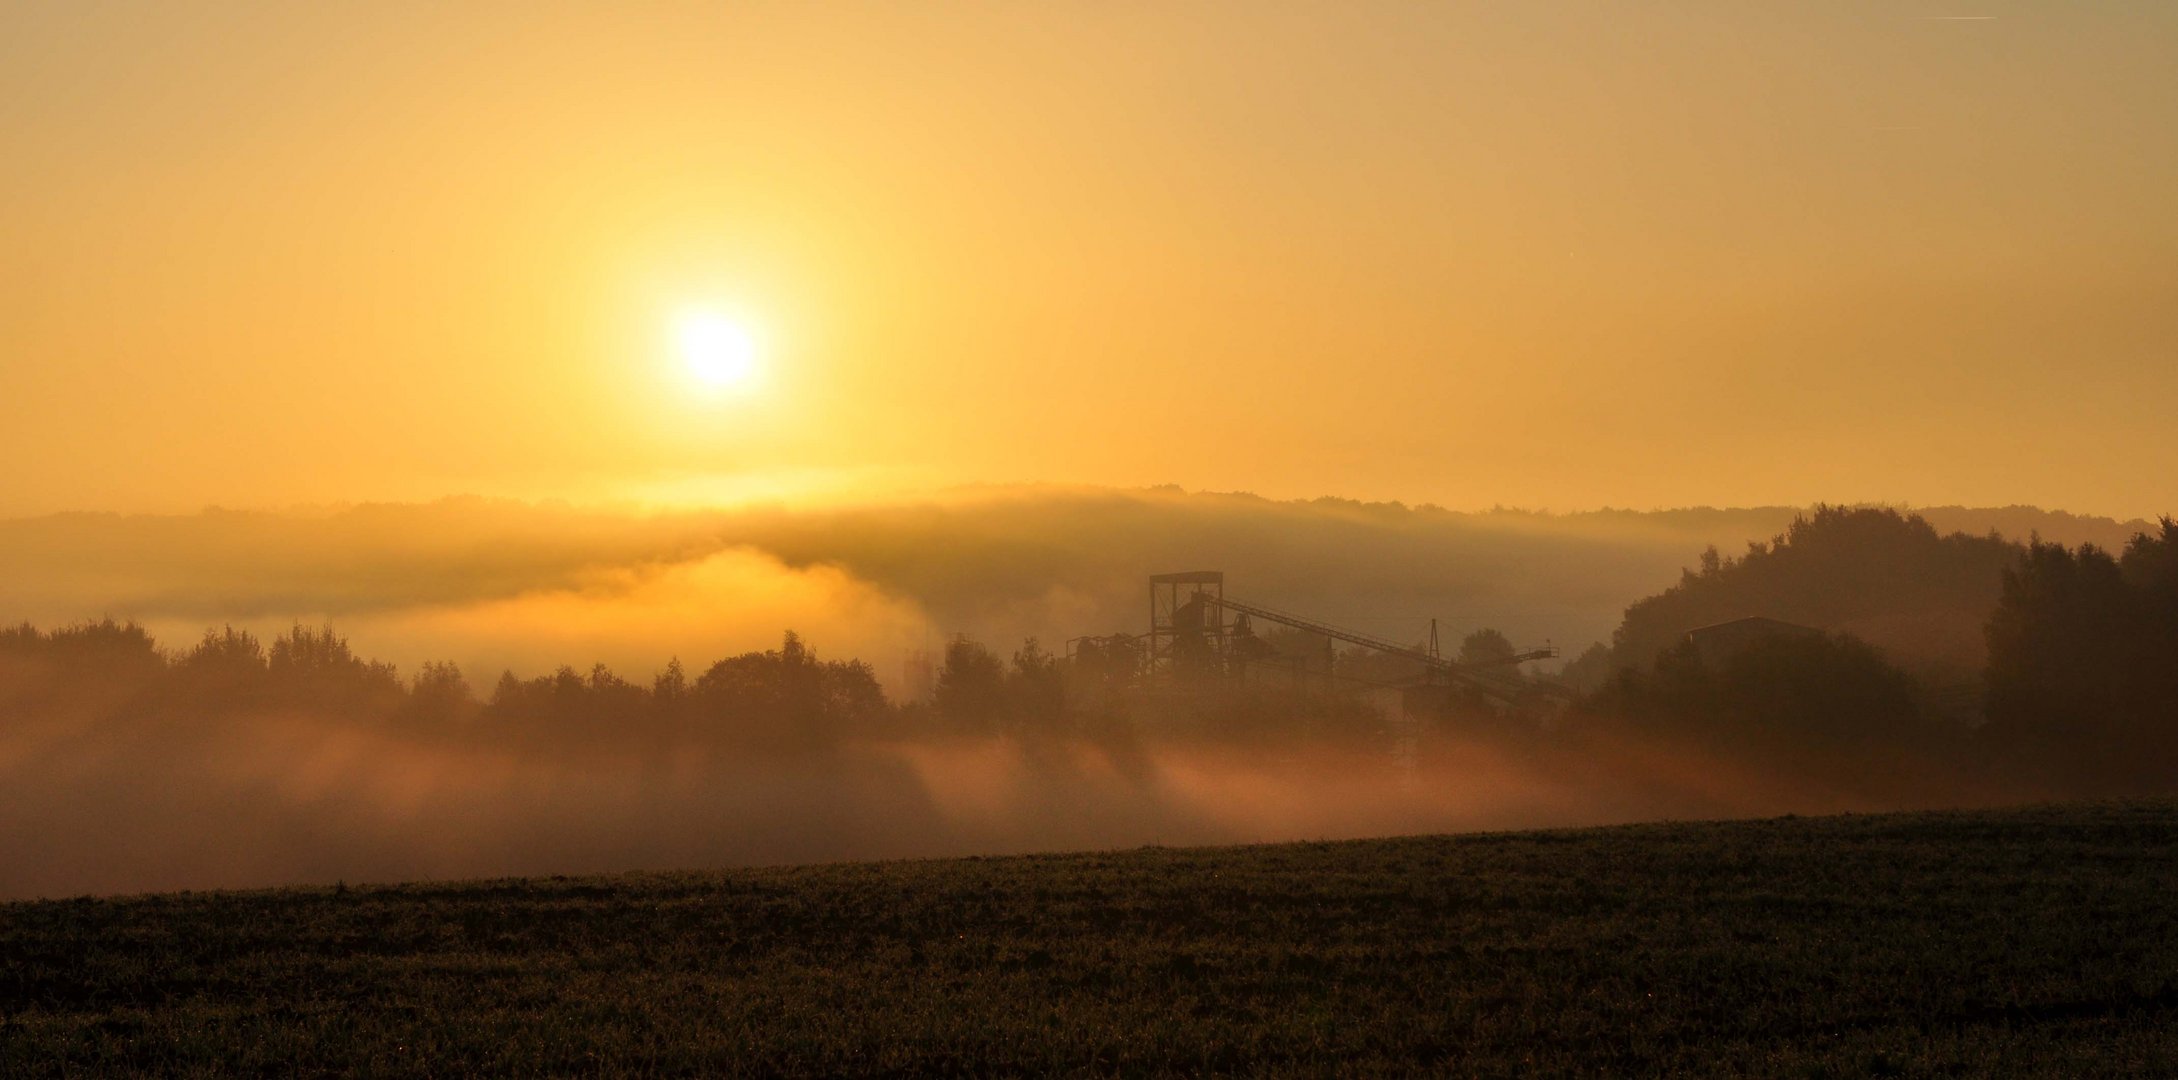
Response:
[674, 311, 761, 390]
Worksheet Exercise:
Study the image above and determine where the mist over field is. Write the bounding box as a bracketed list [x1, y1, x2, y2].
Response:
[0, 715, 1629, 900]
[0, 650, 2015, 901]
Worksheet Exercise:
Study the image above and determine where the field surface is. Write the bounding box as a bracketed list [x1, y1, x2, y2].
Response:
[5, 801, 2178, 1076]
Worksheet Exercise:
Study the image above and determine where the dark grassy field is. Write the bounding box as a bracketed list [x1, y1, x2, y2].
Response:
[5, 801, 2178, 1076]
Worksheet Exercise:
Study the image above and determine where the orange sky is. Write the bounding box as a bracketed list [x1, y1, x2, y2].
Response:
[4, 3, 2174, 518]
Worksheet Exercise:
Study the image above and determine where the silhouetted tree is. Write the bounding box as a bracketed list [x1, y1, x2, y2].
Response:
[1558, 642, 1614, 694]
[46, 619, 163, 680]
[651, 657, 689, 723]
[2123, 519, 2178, 738]
[934, 636, 1006, 733]
[174, 626, 268, 712]
[586, 663, 645, 725]
[1008, 637, 1065, 733]
[179, 625, 266, 678]
[1982, 520, 2178, 788]
[1459, 628, 1518, 668]
[489, 670, 525, 711]
[403, 661, 473, 724]
[653, 657, 687, 703]
[266, 624, 400, 717]
[1593, 630, 1927, 760]
[0, 620, 164, 717]
[691, 631, 884, 750]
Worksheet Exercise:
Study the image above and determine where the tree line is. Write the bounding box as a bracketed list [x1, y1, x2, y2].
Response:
[1574, 510, 2178, 795]
[5, 508, 2175, 794]
[0, 623, 890, 753]
[0, 617, 1404, 756]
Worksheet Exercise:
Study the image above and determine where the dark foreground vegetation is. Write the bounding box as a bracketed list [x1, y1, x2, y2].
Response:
[6, 800, 2178, 1076]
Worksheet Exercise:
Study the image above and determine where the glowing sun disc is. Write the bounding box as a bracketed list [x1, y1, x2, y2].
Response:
[676, 312, 760, 388]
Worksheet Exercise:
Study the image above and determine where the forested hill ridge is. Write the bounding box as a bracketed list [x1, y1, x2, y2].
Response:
[1606, 506, 2022, 685]
[1577, 509, 2178, 795]
[1596, 506, 2178, 693]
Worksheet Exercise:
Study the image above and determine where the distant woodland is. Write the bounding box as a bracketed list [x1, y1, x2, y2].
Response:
[7, 506, 2177, 784]
[4, 503, 2175, 897]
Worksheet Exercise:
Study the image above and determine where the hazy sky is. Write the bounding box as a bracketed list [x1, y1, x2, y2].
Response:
[4, 2, 2173, 517]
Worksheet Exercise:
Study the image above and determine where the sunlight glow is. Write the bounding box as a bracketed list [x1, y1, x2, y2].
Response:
[675, 312, 761, 390]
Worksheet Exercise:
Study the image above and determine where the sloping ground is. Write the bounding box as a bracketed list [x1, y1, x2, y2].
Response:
[4, 802, 2177, 1076]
